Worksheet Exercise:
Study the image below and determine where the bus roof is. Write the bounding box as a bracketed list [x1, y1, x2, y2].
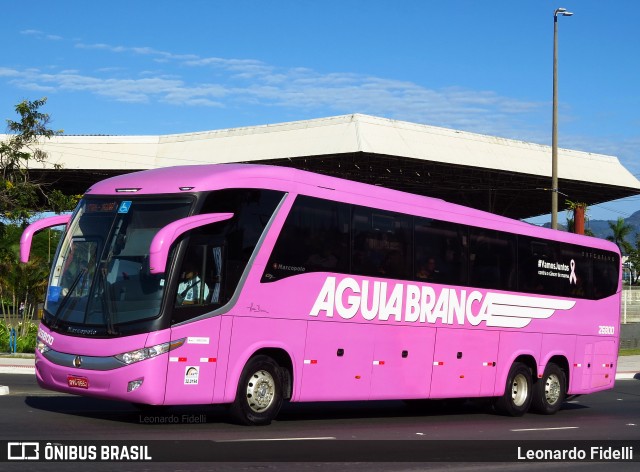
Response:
[85, 163, 620, 253]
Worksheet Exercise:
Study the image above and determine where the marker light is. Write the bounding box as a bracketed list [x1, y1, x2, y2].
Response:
[115, 188, 141, 193]
[115, 338, 185, 365]
[36, 340, 51, 355]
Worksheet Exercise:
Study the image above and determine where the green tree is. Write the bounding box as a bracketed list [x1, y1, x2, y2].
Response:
[0, 97, 76, 222]
[0, 98, 77, 340]
[625, 233, 640, 285]
[606, 217, 633, 255]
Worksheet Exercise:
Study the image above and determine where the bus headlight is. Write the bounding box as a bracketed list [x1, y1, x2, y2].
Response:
[115, 338, 185, 365]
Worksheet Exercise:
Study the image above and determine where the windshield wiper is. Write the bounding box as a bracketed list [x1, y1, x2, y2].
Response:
[96, 215, 125, 336]
[101, 267, 118, 335]
[51, 268, 87, 331]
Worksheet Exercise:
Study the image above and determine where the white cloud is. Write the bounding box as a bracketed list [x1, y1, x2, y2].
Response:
[0, 67, 20, 77]
[4, 34, 549, 138]
[20, 29, 61, 40]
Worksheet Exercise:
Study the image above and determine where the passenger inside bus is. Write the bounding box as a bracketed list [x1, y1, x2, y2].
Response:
[416, 257, 439, 281]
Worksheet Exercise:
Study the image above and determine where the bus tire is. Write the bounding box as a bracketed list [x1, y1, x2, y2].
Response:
[229, 355, 284, 426]
[531, 363, 566, 415]
[493, 362, 532, 417]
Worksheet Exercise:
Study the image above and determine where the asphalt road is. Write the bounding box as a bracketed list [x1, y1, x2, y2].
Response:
[1, 374, 639, 471]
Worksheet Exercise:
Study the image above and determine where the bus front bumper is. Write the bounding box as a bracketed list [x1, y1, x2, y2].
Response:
[35, 350, 169, 405]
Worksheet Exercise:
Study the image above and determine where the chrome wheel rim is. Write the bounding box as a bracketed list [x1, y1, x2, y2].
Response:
[246, 369, 275, 413]
[544, 373, 561, 405]
[511, 373, 529, 407]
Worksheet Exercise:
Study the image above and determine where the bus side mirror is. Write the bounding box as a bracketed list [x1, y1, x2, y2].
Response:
[148, 213, 234, 274]
[20, 214, 72, 263]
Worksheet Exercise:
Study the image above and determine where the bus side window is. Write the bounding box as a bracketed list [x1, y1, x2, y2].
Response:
[592, 254, 618, 299]
[175, 244, 212, 307]
[352, 207, 411, 280]
[518, 238, 548, 294]
[469, 228, 516, 290]
[172, 189, 283, 323]
[414, 218, 467, 286]
[262, 196, 349, 282]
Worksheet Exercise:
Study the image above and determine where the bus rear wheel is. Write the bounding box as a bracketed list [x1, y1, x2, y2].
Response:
[531, 363, 566, 415]
[494, 362, 532, 417]
[229, 355, 284, 426]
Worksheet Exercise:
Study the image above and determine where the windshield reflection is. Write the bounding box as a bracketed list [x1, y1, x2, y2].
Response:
[45, 198, 192, 330]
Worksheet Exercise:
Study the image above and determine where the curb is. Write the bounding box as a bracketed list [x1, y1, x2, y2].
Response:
[616, 373, 638, 380]
[0, 365, 36, 375]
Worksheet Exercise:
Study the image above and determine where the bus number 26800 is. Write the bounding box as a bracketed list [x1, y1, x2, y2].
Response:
[598, 325, 615, 335]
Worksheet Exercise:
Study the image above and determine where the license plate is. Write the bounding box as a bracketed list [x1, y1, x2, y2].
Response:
[67, 375, 89, 389]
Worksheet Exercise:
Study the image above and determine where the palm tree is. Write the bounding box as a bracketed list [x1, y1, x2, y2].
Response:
[606, 217, 633, 254]
[0, 253, 49, 331]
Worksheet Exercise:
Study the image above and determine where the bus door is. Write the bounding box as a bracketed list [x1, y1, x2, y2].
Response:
[164, 243, 224, 404]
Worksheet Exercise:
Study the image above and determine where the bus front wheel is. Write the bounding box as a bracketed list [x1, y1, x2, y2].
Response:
[494, 362, 532, 417]
[531, 363, 566, 415]
[229, 355, 284, 426]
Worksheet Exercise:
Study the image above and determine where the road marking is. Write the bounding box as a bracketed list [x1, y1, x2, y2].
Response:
[0, 366, 36, 375]
[218, 437, 336, 442]
[511, 427, 579, 432]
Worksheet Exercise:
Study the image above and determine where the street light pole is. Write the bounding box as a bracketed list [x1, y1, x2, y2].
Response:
[551, 7, 573, 230]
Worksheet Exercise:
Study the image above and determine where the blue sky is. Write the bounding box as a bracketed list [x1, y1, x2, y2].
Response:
[1, 0, 639, 224]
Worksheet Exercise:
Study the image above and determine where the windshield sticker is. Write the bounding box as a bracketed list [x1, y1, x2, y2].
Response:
[118, 201, 132, 214]
[47, 286, 61, 302]
[537, 259, 577, 284]
[184, 366, 199, 385]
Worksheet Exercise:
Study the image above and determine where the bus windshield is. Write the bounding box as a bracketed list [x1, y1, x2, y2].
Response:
[45, 197, 193, 332]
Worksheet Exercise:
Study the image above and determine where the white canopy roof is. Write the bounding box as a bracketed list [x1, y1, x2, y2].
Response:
[5, 113, 639, 218]
[17, 113, 637, 190]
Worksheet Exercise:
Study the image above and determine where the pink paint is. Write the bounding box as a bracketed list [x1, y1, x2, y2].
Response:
[28, 164, 621, 414]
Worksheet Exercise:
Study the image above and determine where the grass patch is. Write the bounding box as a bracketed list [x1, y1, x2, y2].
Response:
[619, 349, 640, 356]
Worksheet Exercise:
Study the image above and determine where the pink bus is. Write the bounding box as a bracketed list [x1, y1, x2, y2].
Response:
[21, 164, 621, 425]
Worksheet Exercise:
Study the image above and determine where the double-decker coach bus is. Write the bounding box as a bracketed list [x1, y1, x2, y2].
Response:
[21, 164, 621, 425]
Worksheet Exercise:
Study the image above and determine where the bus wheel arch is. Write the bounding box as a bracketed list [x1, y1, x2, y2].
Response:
[493, 358, 534, 417]
[229, 349, 292, 426]
[531, 359, 568, 415]
[252, 347, 293, 400]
